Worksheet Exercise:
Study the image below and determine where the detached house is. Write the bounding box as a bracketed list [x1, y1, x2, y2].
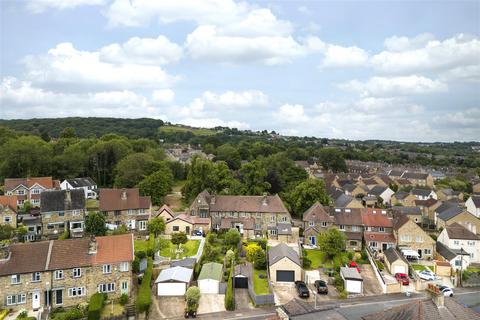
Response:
[438, 223, 480, 263]
[333, 208, 363, 251]
[435, 205, 480, 235]
[0, 234, 133, 313]
[466, 195, 480, 218]
[164, 213, 210, 235]
[393, 214, 435, 259]
[0, 195, 18, 228]
[302, 202, 334, 246]
[100, 188, 152, 233]
[367, 186, 395, 205]
[4, 177, 60, 207]
[60, 177, 98, 199]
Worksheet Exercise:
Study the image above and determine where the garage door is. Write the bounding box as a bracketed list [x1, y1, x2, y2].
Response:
[346, 280, 362, 294]
[234, 276, 248, 288]
[394, 265, 406, 274]
[199, 279, 219, 294]
[157, 282, 186, 296]
[276, 270, 295, 282]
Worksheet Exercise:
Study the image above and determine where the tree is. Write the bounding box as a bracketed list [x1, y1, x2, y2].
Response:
[215, 144, 241, 170]
[16, 226, 27, 241]
[287, 179, 330, 217]
[85, 212, 107, 236]
[203, 243, 219, 262]
[185, 286, 200, 313]
[252, 248, 267, 270]
[206, 232, 217, 245]
[239, 160, 271, 195]
[138, 163, 174, 206]
[171, 232, 188, 249]
[0, 225, 14, 240]
[225, 249, 235, 268]
[60, 127, 77, 139]
[246, 243, 262, 262]
[147, 217, 166, 237]
[260, 154, 307, 194]
[317, 148, 347, 173]
[317, 228, 346, 259]
[114, 153, 161, 188]
[225, 228, 241, 249]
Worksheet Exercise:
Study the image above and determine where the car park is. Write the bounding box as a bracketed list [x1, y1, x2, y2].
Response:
[395, 273, 410, 286]
[295, 281, 310, 298]
[418, 269, 437, 281]
[314, 280, 328, 294]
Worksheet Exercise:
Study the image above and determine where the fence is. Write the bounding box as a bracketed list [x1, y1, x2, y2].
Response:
[236, 262, 275, 306]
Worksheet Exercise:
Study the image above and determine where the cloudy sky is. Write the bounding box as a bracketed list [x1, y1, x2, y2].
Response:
[1, 0, 479, 142]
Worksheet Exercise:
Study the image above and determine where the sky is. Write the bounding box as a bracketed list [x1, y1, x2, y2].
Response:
[0, 0, 479, 142]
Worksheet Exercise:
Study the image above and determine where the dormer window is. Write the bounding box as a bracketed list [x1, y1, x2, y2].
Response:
[31, 188, 41, 194]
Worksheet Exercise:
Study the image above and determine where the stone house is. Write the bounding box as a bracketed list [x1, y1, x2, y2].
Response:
[436, 206, 480, 235]
[154, 204, 175, 222]
[414, 198, 441, 224]
[392, 206, 423, 224]
[343, 184, 369, 198]
[4, 177, 60, 208]
[268, 243, 302, 283]
[0, 195, 18, 228]
[99, 188, 151, 234]
[465, 195, 480, 218]
[401, 172, 434, 188]
[438, 223, 480, 263]
[372, 174, 394, 187]
[0, 234, 133, 313]
[393, 214, 435, 259]
[391, 191, 416, 206]
[367, 185, 395, 205]
[410, 188, 437, 201]
[333, 194, 364, 209]
[302, 202, 334, 246]
[332, 208, 364, 251]
[435, 241, 471, 271]
[437, 188, 463, 202]
[164, 213, 210, 235]
[40, 189, 86, 239]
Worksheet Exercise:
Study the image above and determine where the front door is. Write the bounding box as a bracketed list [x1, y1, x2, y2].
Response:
[55, 289, 63, 305]
[186, 226, 190, 234]
[382, 243, 388, 252]
[32, 292, 40, 310]
[418, 249, 423, 259]
[309, 236, 316, 245]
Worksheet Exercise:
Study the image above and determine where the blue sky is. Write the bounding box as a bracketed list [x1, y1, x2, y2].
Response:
[1, 0, 479, 142]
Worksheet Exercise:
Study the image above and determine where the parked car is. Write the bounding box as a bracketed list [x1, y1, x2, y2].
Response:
[192, 230, 203, 236]
[314, 280, 328, 294]
[418, 269, 437, 281]
[437, 285, 454, 297]
[348, 261, 361, 273]
[295, 281, 310, 298]
[395, 273, 410, 286]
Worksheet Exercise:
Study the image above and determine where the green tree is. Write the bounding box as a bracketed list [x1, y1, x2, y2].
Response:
[85, 212, 107, 236]
[185, 286, 200, 312]
[317, 148, 347, 173]
[0, 225, 14, 240]
[287, 179, 330, 217]
[147, 217, 166, 237]
[318, 228, 346, 259]
[245, 243, 262, 262]
[225, 228, 241, 249]
[138, 164, 174, 206]
[88, 138, 132, 186]
[252, 248, 267, 270]
[239, 160, 271, 195]
[215, 144, 241, 170]
[16, 226, 27, 241]
[114, 153, 161, 188]
[60, 127, 77, 139]
[261, 154, 307, 194]
[171, 232, 188, 249]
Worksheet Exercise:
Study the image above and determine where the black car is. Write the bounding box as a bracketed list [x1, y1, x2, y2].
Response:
[314, 280, 328, 294]
[295, 281, 310, 298]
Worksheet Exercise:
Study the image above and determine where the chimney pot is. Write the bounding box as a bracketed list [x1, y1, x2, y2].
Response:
[88, 235, 97, 254]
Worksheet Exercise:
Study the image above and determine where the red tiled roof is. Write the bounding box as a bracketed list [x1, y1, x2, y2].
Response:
[154, 204, 175, 218]
[4, 177, 56, 191]
[0, 195, 18, 211]
[333, 208, 363, 225]
[361, 208, 393, 227]
[302, 202, 334, 223]
[99, 188, 150, 211]
[364, 231, 396, 243]
[192, 216, 211, 225]
[49, 238, 92, 269]
[93, 234, 134, 264]
[168, 213, 194, 224]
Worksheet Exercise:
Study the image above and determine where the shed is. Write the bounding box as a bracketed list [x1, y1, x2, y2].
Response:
[198, 262, 223, 294]
[155, 266, 193, 296]
[268, 243, 302, 283]
[340, 267, 363, 294]
[233, 263, 252, 288]
[384, 247, 408, 275]
[170, 257, 197, 269]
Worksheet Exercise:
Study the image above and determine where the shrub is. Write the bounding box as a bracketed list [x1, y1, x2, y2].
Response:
[58, 229, 70, 240]
[51, 306, 85, 320]
[333, 273, 344, 292]
[225, 249, 235, 268]
[224, 265, 235, 311]
[339, 290, 348, 299]
[245, 243, 262, 262]
[88, 293, 106, 320]
[225, 228, 241, 249]
[303, 256, 312, 269]
[186, 286, 200, 312]
[252, 248, 267, 270]
[16, 311, 28, 320]
[132, 257, 140, 273]
[206, 232, 217, 245]
[347, 251, 354, 261]
[135, 250, 147, 259]
[146, 248, 155, 258]
[249, 238, 267, 250]
[375, 260, 385, 271]
[136, 257, 153, 314]
[119, 293, 129, 306]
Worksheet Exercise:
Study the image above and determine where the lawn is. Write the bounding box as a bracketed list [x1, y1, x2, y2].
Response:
[134, 233, 155, 253]
[100, 303, 124, 318]
[412, 264, 427, 271]
[86, 199, 99, 209]
[467, 266, 480, 273]
[160, 240, 200, 259]
[304, 250, 351, 270]
[253, 269, 270, 295]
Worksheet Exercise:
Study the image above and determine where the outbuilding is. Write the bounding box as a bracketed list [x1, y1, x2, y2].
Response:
[233, 263, 252, 288]
[155, 266, 193, 296]
[340, 267, 363, 294]
[384, 247, 409, 275]
[198, 262, 223, 294]
[268, 243, 302, 283]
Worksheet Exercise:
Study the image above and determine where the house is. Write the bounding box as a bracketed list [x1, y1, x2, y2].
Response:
[340, 267, 363, 294]
[410, 188, 437, 201]
[4, 177, 60, 207]
[268, 243, 302, 283]
[155, 266, 193, 296]
[401, 172, 434, 188]
[387, 169, 405, 180]
[0, 234, 133, 312]
[395, 178, 413, 188]
[364, 232, 396, 253]
[437, 188, 463, 202]
[465, 195, 480, 218]
[333, 208, 364, 251]
[357, 178, 378, 190]
[367, 186, 395, 205]
[99, 188, 151, 233]
[436, 206, 480, 234]
[40, 189, 86, 238]
[0, 195, 18, 228]
[164, 213, 210, 235]
[393, 214, 435, 259]
[392, 206, 423, 224]
[343, 184, 368, 198]
[334, 194, 364, 209]
[373, 174, 394, 187]
[302, 202, 334, 246]
[435, 241, 471, 271]
[391, 191, 416, 206]
[438, 223, 480, 263]
[60, 177, 98, 199]
[154, 204, 176, 222]
[361, 208, 395, 252]
[189, 190, 294, 241]
[20, 214, 42, 242]
[414, 198, 441, 224]
[198, 262, 223, 294]
[383, 247, 409, 275]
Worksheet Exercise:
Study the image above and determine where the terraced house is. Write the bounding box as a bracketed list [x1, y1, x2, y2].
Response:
[4, 177, 60, 208]
[40, 189, 86, 238]
[189, 190, 294, 241]
[302, 202, 334, 246]
[0, 195, 18, 228]
[0, 234, 133, 313]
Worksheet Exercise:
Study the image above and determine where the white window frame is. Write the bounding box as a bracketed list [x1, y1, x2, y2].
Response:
[269, 229, 278, 236]
[73, 268, 81, 278]
[54, 270, 64, 280]
[103, 264, 112, 274]
[121, 280, 128, 293]
[119, 262, 129, 272]
[32, 272, 41, 282]
[98, 283, 115, 293]
[128, 209, 135, 215]
[16, 190, 25, 195]
[32, 199, 40, 205]
[11, 274, 20, 284]
[369, 241, 378, 248]
[424, 249, 432, 255]
[139, 220, 147, 231]
[321, 221, 328, 227]
[308, 221, 314, 227]
[270, 215, 275, 222]
[454, 240, 460, 246]
[339, 225, 345, 231]
[4, 216, 12, 223]
[68, 287, 85, 297]
[31, 188, 41, 195]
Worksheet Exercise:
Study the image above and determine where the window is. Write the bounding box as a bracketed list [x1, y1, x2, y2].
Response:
[369, 241, 378, 248]
[16, 190, 25, 195]
[255, 224, 261, 230]
[471, 253, 475, 259]
[455, 259, 461, 267]
[270, 216, 275, 222]
[31, 188, 41, 194]
[256, 213, 262, 218]
[351, 226, 359, 232]
[17, 200, 25, 206]
[58, 211, 65, 217]
[98, 283, 115, 293]
[32, 199, 40, 205]
[308, 221, 314, 227]
[6, 294, 26, 305]
[71, 222, 83, 229]
[103, 264, 111, 274]
[114, 210, 121, 216]
[68, 287, 85, 297]
[322, 221, 328, 227]
[279, 216, 287, 223]
[139, 208, 145, 214]
[269, 229, 278, 236]
[401, 235, 411, 242]
[47, 224, 55, 229]
[468, 241, 476, 246]
[454, 240, 460, 246]
[4, 216, 12, 223]
[416, 236, 423, 243]
[424, 249, 432, 255]
[32, 272, 41, 282]
[240, 212, 245, 217]
[120, 262, 129, 272]
[128, 209, 135, 215]
[72, 210, 80, 216]
[139, 221, 147, 231]
[173, 226, 179, 232]
[365, 226, 371, 231]
[339, 225, 345, 231]
[228, 212, 235, 217]
[54, 270, 64, 280]
[349, 241, 358, 246]
[379, 227, 385, 232]
[73, 268, 81, 278]
[121, 281, 128, 293]
[11, 274, 20, 284]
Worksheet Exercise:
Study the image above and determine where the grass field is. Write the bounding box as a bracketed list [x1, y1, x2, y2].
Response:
[253, 269, 270, 295]
[411, 264, 427, 271]
[159, 125, 216, 136]
[304, 250, 327, 269]
[134, 233, 155, 253]
[159, 240, 200, 259]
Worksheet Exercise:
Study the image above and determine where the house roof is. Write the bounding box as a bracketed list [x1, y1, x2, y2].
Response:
[268, 243, 301, 267]
[340, 267, 362, 281]
[277, 223, 293, 235]
[392, 206, 422, 216]
[402, 172, 430, 180]
[0, 241, 50, 276]
[40, 189, 85, 213]
[334, 194, 356, 208]
[99, 188, 151, 211]
[445, 223, 480, 240]
[333, 208, 363, 226]
[414, 198, 438, 207]
[344, 232, 363, 241]
[198, 262, 223, 281]
[155, 266, 193, 283]
[384, 247, 408, 265]
[376, 174, 393, 185]
[65, 177, 96, 188]
[361, 208, 392, 227]
[49, 237, 92, 269]
[396, 178, 412, 186]
[234, 263, 252, 277]
[93, 234, 134, 264]
[470, 195, 480, 207]
[437, 206, 465, 221]
[0, 195, 18, 212]
[210, 194, 289, 214]
[388, 169, 404, 177]
[435, 241, 468, 261]
[411, 188, 433, 197]
[392, 214, 411, 230]
[393, 191, 410, 200]
[364, 232, 396, 243]
[368, 185, 388, 197]
[155, 204, 175, 218]
[220, 217, 254, 230]
[4, 177, 57, 191]
[170, 258, 197, 269]
[302, 202, 334, 223]
[168, 213, 194, 225]
[362, 178, 377, 185]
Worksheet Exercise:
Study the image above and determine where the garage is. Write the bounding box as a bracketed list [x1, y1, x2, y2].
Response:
[198, 262, 223, 294]
[384, 247, 409, 275]
[234, 276, 248, 288]
[276, 270, 295, 282]
[340, 267, 363, 294]
[155, 266, 193, 296]
[234, 263, 251, 288]
[157, 282, 186, 296]
[394, 265, 407, 274]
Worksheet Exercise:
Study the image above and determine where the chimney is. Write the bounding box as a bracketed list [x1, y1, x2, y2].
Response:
[88, 235, 97, 255]
[262, 193, 268, 206]
[65, 189, 71, 205]
[427, 283, 444, 308]
[121, 189, 127, 200]
[0, 242, 11, 260]
[210, 194, 216, 205]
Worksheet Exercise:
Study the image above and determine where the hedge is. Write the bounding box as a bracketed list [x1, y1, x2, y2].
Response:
[88, 293, 106, 320]
[136, 257, 153, 314]
[224, 264, 235, 311]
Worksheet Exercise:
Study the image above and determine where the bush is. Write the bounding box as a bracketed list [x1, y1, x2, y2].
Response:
[136, 257, 153, 314]
[249, 238, 267, 250]
[146, 248, 155, 258]
[50, 306, 85, 320]
[16, 311, 28, 320]
[58, 229, 70, 240]
[339, 290, 348, 299]
[375, 260, 385, 271]
[119, 293, 129, 306]
[224, 265, 235, 311]
[303, 256, 312, 269]
[186, 286, 200, 312]
[347, 251, 354, 261]
[132, 257, 140, 273]
[135, 250, 147, 259]
[333, 273, 344, 292]
[88, 293, 106, 320]
[252, 248, 267, 270]
[206, 232, 217, 245]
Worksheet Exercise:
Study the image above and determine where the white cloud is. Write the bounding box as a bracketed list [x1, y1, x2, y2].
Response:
[383, 33, 435, 52]
[26, 0, 107, 13]
[273, 104, 309, 124]
[202, 90, 268, 108]
[152, 89, 175, 104]
[433, 108, 480, 126]
[219, 9, 293, 37]
[341, 75, 447, 97]
[322, 44, 369, 68]
[99, 36, 183, 65]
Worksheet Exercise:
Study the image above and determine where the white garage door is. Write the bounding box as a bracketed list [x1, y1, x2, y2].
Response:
[394, 265, 406, 274]
[157, 282, 186, 296]
[199, 279, 219, 294]
[346, 280, 362, 294]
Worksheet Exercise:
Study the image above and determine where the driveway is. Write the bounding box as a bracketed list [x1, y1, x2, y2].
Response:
[360, 264, 383, 296]
[152, 296, 185, 319]
[235, 288, 254, 310]
[273, 283, 315, 305]
[197, 294, 226, 314]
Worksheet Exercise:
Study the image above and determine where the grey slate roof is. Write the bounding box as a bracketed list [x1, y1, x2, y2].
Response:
[393, 191, 409, 200]
[40, 189, 85, 213]
[471, 195, 480, 207]
[437, 206, 465, 221]
[435, 241, 469, 261]
[402, 172, 430, 180]
[340, 267, 362, 281]
[368, 185, 387, 196]
[384, 247, 408, 265]
[155, 266, 193, 283]
[66, 177, 96, 188]
[268, 243, 301, 267]
[392, 206, 422, 216]
[170, 257, 197, 269]
[335, 194, 355, 207]
[411, 188, 433, 197]
[277, 223, 292, 235]
[446, 223, 480, 240]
